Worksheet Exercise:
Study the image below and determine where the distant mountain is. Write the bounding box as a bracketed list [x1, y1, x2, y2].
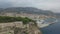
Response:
[0, 7, 55, 16]
[0, 8, 3, 12]
[55, 13, 60, 17]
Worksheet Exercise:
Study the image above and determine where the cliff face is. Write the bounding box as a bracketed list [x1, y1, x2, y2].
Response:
[0, 22, 42, 34]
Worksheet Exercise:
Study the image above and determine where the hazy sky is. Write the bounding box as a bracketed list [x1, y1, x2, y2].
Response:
[0, 0, 60, 12]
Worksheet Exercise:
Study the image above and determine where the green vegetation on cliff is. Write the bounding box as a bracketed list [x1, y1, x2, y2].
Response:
[0, 16, 34, 24]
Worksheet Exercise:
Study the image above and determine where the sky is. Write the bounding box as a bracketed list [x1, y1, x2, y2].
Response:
[0, 0, 60, 13]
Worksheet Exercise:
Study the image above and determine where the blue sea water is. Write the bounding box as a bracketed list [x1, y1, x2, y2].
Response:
[41, 18, 60, 34]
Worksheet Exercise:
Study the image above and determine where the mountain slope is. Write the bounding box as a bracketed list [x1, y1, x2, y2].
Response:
[0, 7, 54, 16]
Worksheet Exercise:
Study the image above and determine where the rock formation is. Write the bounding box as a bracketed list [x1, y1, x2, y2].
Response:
[0, 22, 42, 34]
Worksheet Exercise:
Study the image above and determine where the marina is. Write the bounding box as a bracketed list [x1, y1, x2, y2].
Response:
[36, 17, 58, 28]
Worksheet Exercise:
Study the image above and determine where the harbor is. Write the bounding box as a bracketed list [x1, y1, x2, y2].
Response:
[35, 17, 58, 28]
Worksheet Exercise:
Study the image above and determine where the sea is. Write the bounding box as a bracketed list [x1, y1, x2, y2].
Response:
[40, 18, 60, 34]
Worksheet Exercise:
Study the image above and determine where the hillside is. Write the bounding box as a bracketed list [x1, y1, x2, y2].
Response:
[0, 7, 54, 16]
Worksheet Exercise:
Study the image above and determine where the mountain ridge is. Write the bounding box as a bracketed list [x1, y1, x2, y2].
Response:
[0, 7, 60, 17]
[0, 7, 59, 16]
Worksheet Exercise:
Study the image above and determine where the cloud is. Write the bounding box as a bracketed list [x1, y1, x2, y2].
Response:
[0, 0, 60, 12]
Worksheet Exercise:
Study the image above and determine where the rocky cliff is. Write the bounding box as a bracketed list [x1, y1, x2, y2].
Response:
[0, 22, 42, 34]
